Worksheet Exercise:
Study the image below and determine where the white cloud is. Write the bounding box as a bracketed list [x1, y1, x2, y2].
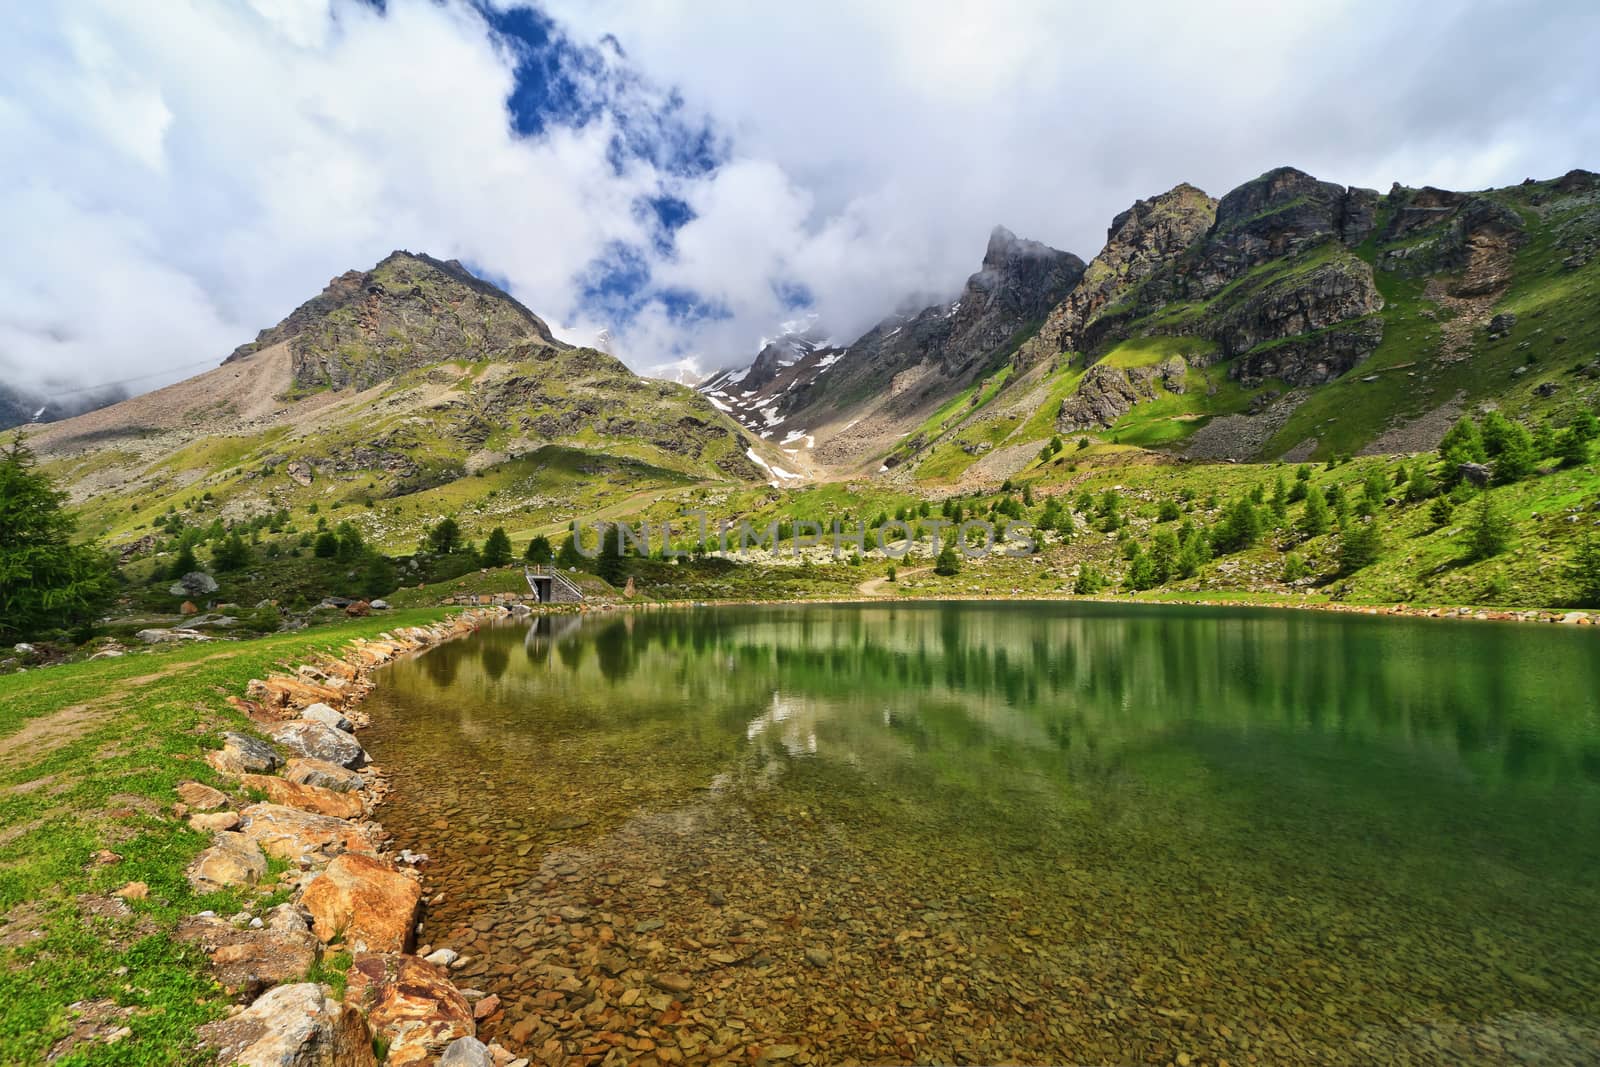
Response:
[1, 0, 1597, 394]
[547, 0, 1600, 364]
[0, 0, 654, 391]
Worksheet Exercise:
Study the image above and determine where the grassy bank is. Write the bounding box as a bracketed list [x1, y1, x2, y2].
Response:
[0, 609, 447, 1066]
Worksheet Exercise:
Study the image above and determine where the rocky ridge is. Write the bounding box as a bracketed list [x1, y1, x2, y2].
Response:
[704, 227, 1085, 470]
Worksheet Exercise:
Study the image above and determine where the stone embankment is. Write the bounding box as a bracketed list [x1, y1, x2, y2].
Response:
[174, 607, 517, 1066]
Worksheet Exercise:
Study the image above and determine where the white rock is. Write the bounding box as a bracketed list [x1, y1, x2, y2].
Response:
[301, 702, 354, 733]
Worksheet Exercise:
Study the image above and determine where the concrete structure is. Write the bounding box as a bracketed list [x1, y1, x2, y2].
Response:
[524, 567, 585, 604]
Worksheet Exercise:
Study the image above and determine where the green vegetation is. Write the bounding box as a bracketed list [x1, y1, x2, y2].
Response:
[0, 435, 116, 644]
[0, 609, 449, 1065]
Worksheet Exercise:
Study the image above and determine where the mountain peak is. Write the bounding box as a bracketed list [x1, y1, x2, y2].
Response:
[983, 225, 1068, 270]
[224, 250, 567, 389]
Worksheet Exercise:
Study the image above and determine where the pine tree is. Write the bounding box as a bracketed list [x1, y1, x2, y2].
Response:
[1150, 529, 1179, 583]
[1570, 534, 1600, 607]
[427, 516, 463, 555]
[1361, 467, 1390, 512]
[1073, 563, 1103, 595]
[313, 531, 339, 558]
[934, 544, 962, 576]
[0, 434, 116, 643]
[1556, 427, 1590, 468]
[596, 524, 627, 586]
[1338, 516, 1382, 574]
[1468, 493, 1513, 560]
[212, 531, 252, 572]
[1211, 498, 1263, 554]
[360, 554, 396, 598]
[168, 542, 199, 580]
[1429, 496, 1455, 527]
[556, 533, 583, 569]
[1439, 416, 1487, 481]
[1125, 549, 1157, 591]
[1298, 487, 1332, 538]
[524, 534, 554, 565]
[334, 521, 364, 562]
[1405, 464, 1436, 503]
[481, 527, 513, 568]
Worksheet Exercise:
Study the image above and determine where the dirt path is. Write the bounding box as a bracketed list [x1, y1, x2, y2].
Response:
[857, 565, 931, 596]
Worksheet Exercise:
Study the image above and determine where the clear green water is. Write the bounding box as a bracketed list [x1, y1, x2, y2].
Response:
[363, 603, 1600, 1065]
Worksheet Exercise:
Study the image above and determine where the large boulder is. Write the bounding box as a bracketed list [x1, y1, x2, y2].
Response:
[198, 982, 377, 1067]
[177, 904, 319, 1002]
[187, 832, 269, 893]
[208, 732, 282, 776]
[301, 854, 421, 953]
[345, 953, 474, 1066]
[270, 721, 367, 769]
[239, 774, 364, 820]
[169, 571, 220, 599]
[283, 758, 365, 793]
[238, 804, 378, 866]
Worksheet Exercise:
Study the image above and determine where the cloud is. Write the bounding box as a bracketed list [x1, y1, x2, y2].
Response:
[0, 0, 655, 391]
[1, 0, 1596, 394]
[546, 0, 1600, 361]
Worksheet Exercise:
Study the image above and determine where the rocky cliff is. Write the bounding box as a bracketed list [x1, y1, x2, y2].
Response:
[1020, 183, 1217, 365]
[705, 227, 1084, 464]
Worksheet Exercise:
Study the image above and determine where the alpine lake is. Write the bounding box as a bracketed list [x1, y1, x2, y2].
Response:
[361, 602, 1600, 1066]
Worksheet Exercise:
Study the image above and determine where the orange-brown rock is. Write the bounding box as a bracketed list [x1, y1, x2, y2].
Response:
[239, 774, 364, 819]
[238, 803, 378, 865]
[246, 673, 347, 714]
[187, 831, 269, 892]
[189, 810, 242, 832]
[284, 758, 365, 793]
[345, 952, 473, 1066]
[301, 853, 421, 953]
[176, 781, 229, 810]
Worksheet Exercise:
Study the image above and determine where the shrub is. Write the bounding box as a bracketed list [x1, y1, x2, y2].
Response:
[1074, 563, 1104, 595]
[1282, 552, 1308, 582]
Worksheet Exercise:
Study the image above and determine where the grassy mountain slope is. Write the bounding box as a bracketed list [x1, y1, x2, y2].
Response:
[881, 169, 1599, 486]
[27, 254, 770, 556]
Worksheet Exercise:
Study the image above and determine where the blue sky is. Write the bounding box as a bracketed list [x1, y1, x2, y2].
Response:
[1, 0, 1597, 390]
